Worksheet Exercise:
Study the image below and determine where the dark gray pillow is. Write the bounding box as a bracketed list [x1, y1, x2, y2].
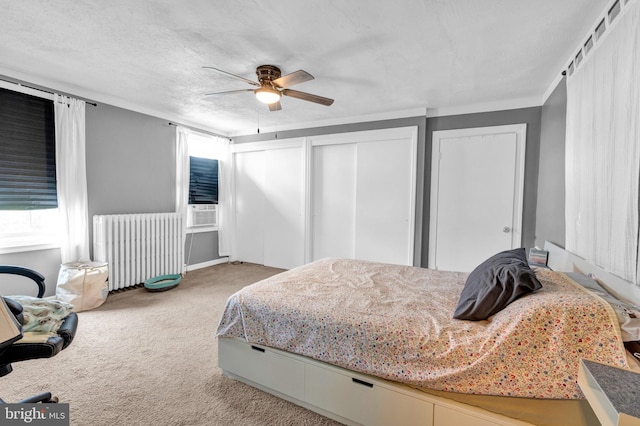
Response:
[453, 248, 542, 321]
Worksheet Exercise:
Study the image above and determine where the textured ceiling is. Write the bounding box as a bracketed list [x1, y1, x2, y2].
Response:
[0, 0, 606, 136]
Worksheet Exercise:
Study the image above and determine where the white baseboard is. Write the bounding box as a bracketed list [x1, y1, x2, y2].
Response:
[186, 257, 229, 272]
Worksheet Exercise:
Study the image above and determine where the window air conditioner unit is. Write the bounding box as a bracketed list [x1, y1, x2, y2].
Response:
[188, 204, 217, 228]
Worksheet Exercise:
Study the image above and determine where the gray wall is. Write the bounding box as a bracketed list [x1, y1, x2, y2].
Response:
[0, 249, 62, 297]
[185, 231, 221, 266]
[86, 104, 175, 220]
[535, 79, 567, 248]
[86, 103, 223, 265]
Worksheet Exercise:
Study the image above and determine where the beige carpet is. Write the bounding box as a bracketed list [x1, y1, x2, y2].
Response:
[2, 262, 342, 426]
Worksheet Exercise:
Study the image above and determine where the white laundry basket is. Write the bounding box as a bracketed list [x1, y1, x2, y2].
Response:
[55, 262, 109, 312]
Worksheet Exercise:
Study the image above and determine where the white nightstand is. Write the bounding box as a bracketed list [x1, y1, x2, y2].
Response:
[578, 359, 640, 426]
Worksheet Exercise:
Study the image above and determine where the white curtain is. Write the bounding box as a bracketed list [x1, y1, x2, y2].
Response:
[175, 126, 190, 274]
[216, 138, 233, 257]
[565, 1, 640, 283]
[54, 94, 89, 263]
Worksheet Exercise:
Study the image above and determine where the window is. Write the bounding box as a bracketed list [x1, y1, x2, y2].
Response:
[575, 49, 584, 67]
[0, 87, 61, 252]
[584, 36, 594, 55]
[186, 132, 220, 230]
[595, 19, 607, 40]
[189, 157, 218, 205]
[608, 0, 621, 23]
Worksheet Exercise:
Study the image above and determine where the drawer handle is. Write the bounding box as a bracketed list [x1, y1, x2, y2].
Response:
[352, 378, 373, 388]
[251, 345, 266, 353]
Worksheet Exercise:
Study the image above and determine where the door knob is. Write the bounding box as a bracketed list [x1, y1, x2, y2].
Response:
[502, 226, 511, 233]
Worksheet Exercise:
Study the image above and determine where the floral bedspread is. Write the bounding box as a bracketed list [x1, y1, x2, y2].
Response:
[216, 258, 628, 399]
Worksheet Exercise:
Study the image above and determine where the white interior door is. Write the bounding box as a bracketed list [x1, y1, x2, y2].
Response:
[428, 124, 526, 272]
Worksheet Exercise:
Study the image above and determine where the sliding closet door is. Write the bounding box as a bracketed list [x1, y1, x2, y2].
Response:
[232, 139, 305, 270]
[312, 143, 357, 260]
[355, 139, 414, 265]
[263, 147, 305, 269]
[234, 150, 265, 265]
[310, 127, 417, 266]
[233, 129, 417, 269]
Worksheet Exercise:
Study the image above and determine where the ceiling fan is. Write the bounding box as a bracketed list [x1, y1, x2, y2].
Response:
[203, 65, 334, 111]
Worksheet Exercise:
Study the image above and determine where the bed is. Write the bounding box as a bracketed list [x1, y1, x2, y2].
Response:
[216, 243, 640, 426]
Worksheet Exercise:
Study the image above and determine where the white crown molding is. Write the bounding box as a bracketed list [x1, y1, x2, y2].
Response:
[231, 107, 428, 137]
[426, 96, 541, 118]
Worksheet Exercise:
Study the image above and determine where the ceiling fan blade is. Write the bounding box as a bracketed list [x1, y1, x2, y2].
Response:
[268, 100, 282, 112]
[272, 70, 314, 88]
[203, 66, 260, 87]
[282, 89, 334, 106]
[204, 89, 255, 96]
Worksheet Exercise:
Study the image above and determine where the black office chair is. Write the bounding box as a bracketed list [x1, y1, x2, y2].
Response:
[0, 265, 78, 403]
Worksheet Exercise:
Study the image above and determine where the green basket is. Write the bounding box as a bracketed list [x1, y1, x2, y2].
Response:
[144, 274, 181, 292]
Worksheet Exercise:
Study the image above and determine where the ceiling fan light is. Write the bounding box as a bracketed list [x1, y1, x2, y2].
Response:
[255, 87, 281, 104]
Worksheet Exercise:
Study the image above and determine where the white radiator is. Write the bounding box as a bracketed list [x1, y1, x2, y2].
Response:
[93, 213, 184, 291]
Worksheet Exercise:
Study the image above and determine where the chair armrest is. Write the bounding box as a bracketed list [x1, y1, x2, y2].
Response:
[0, 266, 46, 298]
[0, 313, 78, 365]
[56, 313, 78, 349]
[2, 297, 24, 325]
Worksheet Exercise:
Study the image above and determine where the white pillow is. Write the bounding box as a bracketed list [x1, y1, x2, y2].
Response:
[566, 272, 640, 342]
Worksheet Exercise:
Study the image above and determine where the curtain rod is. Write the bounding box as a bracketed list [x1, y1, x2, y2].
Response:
[0, 77, 98, 106]
[168, 122, 231, 141]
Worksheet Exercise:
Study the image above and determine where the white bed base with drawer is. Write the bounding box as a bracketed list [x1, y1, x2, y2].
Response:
[218, 337, 531, 426]
[218, 241, 639, 426]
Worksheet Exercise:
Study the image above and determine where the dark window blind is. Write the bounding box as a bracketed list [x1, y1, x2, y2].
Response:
[0, 88, 57, 210]
[189, 157, 218, 204]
